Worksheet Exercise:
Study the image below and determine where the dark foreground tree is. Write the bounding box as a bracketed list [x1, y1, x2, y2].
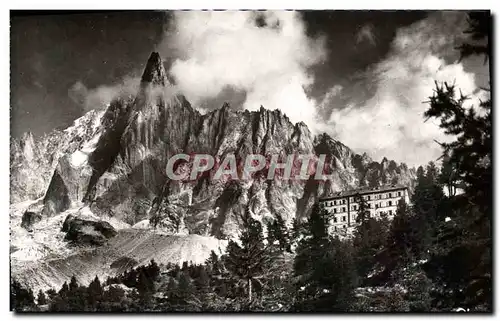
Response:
[266, 213, 291, 253]
[352, 193, 389, 280]
[385, 199, 413, 272]
[37, 290, 47, 306]
[11, 279, 35, 311]
[224, 207, 269, 308]
[293, 203, 358, 311]
[423, 11, 492, 311]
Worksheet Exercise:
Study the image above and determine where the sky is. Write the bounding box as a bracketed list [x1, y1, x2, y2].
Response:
[10, 10, 490, 167]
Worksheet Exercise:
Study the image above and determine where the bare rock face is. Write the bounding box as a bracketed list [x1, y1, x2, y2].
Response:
[62, 214, 117, 246]
[12, 52, 416, 239]
[10, 110, 105, 203]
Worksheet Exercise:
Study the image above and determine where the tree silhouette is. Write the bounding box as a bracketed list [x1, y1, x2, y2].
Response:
[224, 206, 269, 307]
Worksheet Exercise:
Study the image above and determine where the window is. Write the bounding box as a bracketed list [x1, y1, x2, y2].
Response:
[334, 208, 337, 214]
[367, 195, 371, 200]
[333, 200, 336, 205]
[389, 192, 392, 198]
[389, 210, 393, 215]
[343, 207, 346, 212]
[334, 217, 338, 223]
[343, 225, 346, 229]
[342, 199, 346, 204]
[342, 216, 346, 222]
[389, 200, 392, 206]
[398, 191, 402, 197]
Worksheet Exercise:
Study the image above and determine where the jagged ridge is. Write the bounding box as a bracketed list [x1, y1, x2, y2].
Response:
[12, 52, 416, 239]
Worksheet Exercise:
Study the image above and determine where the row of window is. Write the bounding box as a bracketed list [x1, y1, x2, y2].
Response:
[359, 191, 403, 201]
[325, 199, 347, 206]
[331, 209, 395, 224]
[363, 200, 396, 209]
[329, 200, 398, 214]
[331, 207, 347, 214]
[333, 216, 348, 223]
[323, 191, 404, 207]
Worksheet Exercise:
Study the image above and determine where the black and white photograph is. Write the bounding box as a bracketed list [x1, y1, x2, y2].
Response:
[9, 9, 492, 313]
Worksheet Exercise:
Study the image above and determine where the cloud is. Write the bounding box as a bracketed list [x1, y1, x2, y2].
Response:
[160, 11, 327, 130]
[68, 76, 140, 111]
[326, 12, 486, 167]
[356, 24, 376, 46]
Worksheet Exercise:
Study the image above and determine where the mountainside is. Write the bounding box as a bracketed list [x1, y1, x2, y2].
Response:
[11, 52, 415, 238]
[10, 52, 415, 291]
[10, 109, 105, 203]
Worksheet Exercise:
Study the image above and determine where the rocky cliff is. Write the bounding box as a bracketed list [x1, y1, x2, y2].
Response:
[11, 52, 416, 240]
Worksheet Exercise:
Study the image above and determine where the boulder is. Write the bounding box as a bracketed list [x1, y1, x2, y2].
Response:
[21, 211, 42, 230]
[62, 214, 117, 246]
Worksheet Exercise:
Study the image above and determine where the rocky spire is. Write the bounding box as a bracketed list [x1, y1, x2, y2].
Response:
[141, 52, 167, 86]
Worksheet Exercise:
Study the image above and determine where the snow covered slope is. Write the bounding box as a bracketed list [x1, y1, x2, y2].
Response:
[12, 229, 226, 293]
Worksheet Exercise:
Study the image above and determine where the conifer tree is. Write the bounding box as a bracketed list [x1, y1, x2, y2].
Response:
[137, 269, 154, 297]
[294, 203, 330, 287]
[146, 259, 161, 282]
[37, 290, 47, 306]
[293, 203, 358, 311]
[423, 11, 491, 311]
[439, 153, 458, 197]
[69, 275, 79, 292]
[58, 281, 69, 298]
[385, 199, 414, 272]
[411, 163, 445, 258]
[196, 265, 210, 294]
[355, 193, 370, 225]
[11, 279, 35, 311]
[293, 203, 330, 308]
[224, 206, 269, 307]
[267, 213, 290, 253]
[352, 193, 388, 279]
[313, 238, 358, 311]
[87, 276, 103, 310]
[205, 251, 220, 274]
[173, 271, 195, 309]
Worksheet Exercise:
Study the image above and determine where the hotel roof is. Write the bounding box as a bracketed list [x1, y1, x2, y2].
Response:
[319, 184, 408, 201]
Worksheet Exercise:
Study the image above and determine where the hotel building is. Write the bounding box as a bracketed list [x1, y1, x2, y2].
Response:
[319, 184, 410, 231]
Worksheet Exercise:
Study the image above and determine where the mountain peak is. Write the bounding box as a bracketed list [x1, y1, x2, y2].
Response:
[141, 52, 167, 86]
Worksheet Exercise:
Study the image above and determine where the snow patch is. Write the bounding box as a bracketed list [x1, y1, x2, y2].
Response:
[133, 219, 150, 229]
[70, 150, 88, 167]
